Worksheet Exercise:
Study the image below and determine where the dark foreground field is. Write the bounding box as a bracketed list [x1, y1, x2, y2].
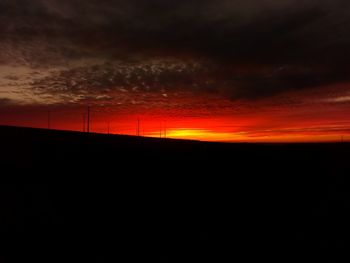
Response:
[1, 125, 349, 262]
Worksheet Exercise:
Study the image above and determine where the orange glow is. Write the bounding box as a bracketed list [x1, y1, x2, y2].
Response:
[1, 110, 349, 142]
[147, 128, 245, 141]
[1, 83, 350, 142]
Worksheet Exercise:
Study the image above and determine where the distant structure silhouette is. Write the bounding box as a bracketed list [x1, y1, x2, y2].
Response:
[137, 118, 140, 136]
[87, 107, 91, 133]
[160, 123, 162, 138]
[83, 114, 86, 132]
[164, 122, 167, 138]
[160, 122, 167, 138]
[47, 111, 51, 129]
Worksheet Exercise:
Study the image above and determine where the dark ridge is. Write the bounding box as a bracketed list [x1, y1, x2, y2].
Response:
[0, 125, 349, 262]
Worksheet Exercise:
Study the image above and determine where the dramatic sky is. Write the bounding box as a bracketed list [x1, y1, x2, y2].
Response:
[1, 0, 350, 141]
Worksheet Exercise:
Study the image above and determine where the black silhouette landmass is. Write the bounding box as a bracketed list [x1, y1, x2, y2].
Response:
[0, 125, 349, 262]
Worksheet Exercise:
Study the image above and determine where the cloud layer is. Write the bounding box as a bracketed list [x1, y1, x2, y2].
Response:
[1, 0, 350, 104]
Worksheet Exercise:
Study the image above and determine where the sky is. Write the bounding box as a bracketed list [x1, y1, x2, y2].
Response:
[0, 0, 350, 142]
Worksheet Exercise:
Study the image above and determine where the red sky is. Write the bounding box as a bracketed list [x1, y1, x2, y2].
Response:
[1, 1, 350, 142]
[1, 82, 349, 142]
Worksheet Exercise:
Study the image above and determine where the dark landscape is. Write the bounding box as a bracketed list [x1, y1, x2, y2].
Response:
[1, 125, 349, 262]
[2, 0, 350, 261]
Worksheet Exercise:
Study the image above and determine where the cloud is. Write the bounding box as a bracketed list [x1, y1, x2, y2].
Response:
[1, 0, 350, 103]
[2, 0, 350, 61]
[324, 96, 350, 103]
[30, 58, 207, 104]
[26, 58, 350, 104]
[0, 98, 16, 106]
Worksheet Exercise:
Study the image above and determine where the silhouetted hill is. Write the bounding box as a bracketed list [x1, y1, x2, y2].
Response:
[0, 125, 349, 262]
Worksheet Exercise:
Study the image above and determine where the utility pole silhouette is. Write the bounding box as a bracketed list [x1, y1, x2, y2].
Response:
[159, 122, 167, 138]
[47, 111, 51, 129]
[160, 123, 162, 138]
[87, 106, 90, 133]
[83, 114, 86, 132]
[137, 118, 140, 136]
[164, 122, 167, 138]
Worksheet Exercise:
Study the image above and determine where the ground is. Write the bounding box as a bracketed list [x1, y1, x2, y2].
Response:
[0, 126, 349, 262]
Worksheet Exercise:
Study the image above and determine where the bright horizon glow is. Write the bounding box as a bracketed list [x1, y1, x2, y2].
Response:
[1, 111, 349, 143]
[145, 128, 349, 142]
[147, 128, 246, 141]
[0, 121, 349, 143]
[1, 82, 350, 143]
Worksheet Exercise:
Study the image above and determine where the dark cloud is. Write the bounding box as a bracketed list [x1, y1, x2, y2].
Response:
[30, 59, 210, 105]
[2, 0, 349, 61]
[1, 0, 350, 102]
[0, 98, 16, 106]
[29, 59, 350, 104]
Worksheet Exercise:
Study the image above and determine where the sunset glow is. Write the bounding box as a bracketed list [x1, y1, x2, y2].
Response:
[147, 128, 244, 141]
[1, 81, 349, 142]
[1, 0, 350, 143]
[2, 3, 350, 262]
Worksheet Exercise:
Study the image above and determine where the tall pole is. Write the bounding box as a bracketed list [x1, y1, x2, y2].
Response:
[47, 111, 51, 129]
[137, 118, 140, 136]
[83, 114, 86, 132]
[87, 106, 90, 133]
[164, 122, 166, 139]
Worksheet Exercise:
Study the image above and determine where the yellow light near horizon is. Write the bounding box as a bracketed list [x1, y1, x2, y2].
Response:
[164, 128, 242, 141]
